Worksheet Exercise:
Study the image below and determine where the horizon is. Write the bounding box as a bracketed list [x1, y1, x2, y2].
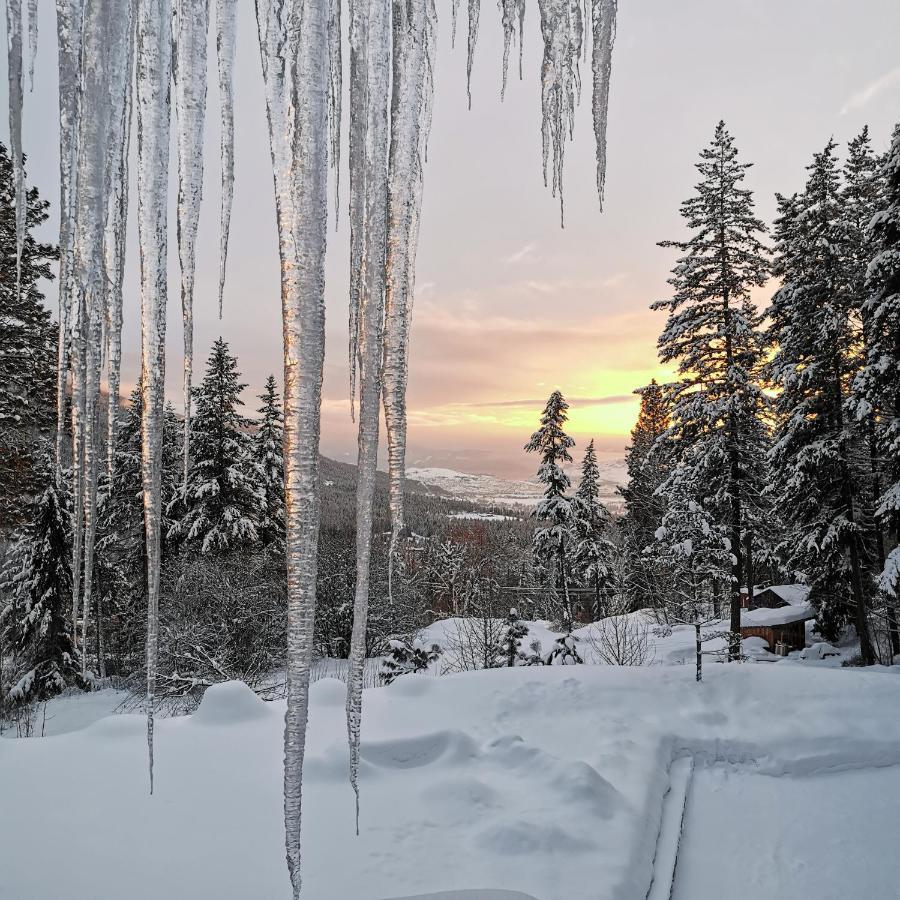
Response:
[4, 0, 900, 479]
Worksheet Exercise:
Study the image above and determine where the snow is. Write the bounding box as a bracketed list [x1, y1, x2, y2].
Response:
[761, 583, 811, 606]
[741, 602, 815, 627]
[448, 511, 516, 521]
[4, 664, 900, 899]
[672, 764, 900, 899]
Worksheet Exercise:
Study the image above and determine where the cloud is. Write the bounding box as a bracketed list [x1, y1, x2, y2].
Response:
[461, 395, 636, 409]
[503, 241, 538, 264]
[840, 66, 900, 115]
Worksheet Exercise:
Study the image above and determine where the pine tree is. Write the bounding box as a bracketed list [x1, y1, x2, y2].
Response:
[573, 440, 615, 619]
[252, 375, 285, 552]
[172, 339, 262, 553]
[501, 607, 528, 666]
[3, 479, 85, 703]
[652, 121, 771, 658]
[620, 380, 671, 609]
[768, 142, 876, 661]
[854, 124, 900, 643]
[525, 390, 577, 627]
[0, 143, 58, 538]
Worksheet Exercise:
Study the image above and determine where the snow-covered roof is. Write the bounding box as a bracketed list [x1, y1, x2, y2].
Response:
[758, 584, 811, 607]
[741, 602, 814, 627]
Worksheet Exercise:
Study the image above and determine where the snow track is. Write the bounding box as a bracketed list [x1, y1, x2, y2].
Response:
[645, 756, 693, 900]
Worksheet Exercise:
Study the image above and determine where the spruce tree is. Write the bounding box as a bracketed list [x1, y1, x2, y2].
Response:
[171, 338, 262, 553]
[768, 142, 876, 661]
[3, 479, 85, 703]
[501, 607, 528, 666]
[0, 143, 58, 538]
[525, 390, 577, 627]
[252, 374, 285, 552]
[854, 124, 900, 641]
[573, 439, 615, 619]
[620, 380, 671, 609]
[652, 121, 771, 658]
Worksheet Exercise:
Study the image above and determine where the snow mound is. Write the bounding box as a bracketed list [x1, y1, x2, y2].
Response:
[361, 729, 478, 769]
[479, 819, 595, 855]
[192, 681, 271, 725]
[801, 642, 842, 660]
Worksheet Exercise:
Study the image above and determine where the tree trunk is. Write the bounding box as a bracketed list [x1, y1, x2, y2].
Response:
[695, 622, 702, 683]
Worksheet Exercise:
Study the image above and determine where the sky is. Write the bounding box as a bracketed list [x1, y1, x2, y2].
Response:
[4, 0, 900, 478]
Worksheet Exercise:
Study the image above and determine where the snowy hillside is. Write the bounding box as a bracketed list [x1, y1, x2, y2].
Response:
[3, 663, 900, 900]
[407, 460, 627, 512]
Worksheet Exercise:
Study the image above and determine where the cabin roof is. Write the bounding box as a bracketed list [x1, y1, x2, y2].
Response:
[758, 584, 811, 607]
[741, 602, 815, 627]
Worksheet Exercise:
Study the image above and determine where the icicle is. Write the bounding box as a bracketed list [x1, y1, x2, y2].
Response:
[327, 0, 341, 228]
[174, 0, 210, 490]
[590, 0, 616, 209]
[383, 0, 435, 574]
[70, 0, 134, 673]
[105, 15, 135, 484]
[215, 0, 236, 318]
[517, 0, 525, 81]
[26, 0, 36, 90]
[499, 0, 524, 99]
[451, 0, 458, 47]
[346, 0, 391, 835]
[347, 0, 368, 422]
[538, 0, 583, 226]
[54, 0, 84, 479]
[135, 0, 173, 795]
[255, 0, 329, 894]
[466, 0, 478, 109]
[5, 0, 25, 292]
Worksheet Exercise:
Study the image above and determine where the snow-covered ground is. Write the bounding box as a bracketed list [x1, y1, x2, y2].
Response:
[4, 656, 900, 899]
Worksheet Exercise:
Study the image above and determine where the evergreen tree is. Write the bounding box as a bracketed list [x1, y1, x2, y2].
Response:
[573, 440, 615, 619]
[501, 607, 528, 666]
[0, 143, 58, 538]
[525, 390, 577, 627]
[380, 638, 441, 684]
[3, 479, 85, 703]
[652, 121, 771, 658]
[854, 124, 900, 639]
[171, 339, 262, 553]
[620, 380, 671, 609]
[768, 142, 876, 661]
[252, 374, 285, 552]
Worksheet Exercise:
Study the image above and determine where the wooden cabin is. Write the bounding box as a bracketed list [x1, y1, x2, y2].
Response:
[740, 584, 814, 653]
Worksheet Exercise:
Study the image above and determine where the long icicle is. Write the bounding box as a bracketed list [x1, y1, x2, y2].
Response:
[383, 0, 435, 575]
[465, 0, 478, 109]
[451, 0, 458, 47]
[499, 0, 524, 99]
[590, 0, 616, 208]
[105, 11, 136, 484]
[135, 0, 173, 795]
[327, 0, 341, 227]
[5, 0, 25, 292]
[26, 0, 36, 89]
[347, 0, 368, 422]
[215, 0, 236, 318]
[261, 0, 329, 892]
[174, 0, 210, 490]
[54, 0, 84, 479]
[346, 0, 391, 835]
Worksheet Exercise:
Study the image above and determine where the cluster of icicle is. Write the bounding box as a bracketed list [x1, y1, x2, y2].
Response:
[6, 0, 617, 895]
[13, 0, 236, 793]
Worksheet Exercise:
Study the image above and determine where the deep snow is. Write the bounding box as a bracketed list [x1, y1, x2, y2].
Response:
[4, 662, 900, 899]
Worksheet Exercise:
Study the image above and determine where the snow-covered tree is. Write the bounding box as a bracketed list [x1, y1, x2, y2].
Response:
[501, 607, 528, 666]
[544, 631, 583, 665]
[0, 142, 58, 539]
[3, 479, 85, 704]
[573, 439, 616, 619]
[652, 121, 771, 658]
[767, 142, 876, 660]
[380, 637, 441, 684]
[525, 390, 577, 627]
[171, 338, 261, 553]
[252, 374, 285, 553]
[853, 124, 900, 648]
[620, 380, 671, 609]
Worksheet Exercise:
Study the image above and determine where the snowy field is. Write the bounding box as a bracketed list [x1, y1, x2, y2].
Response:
[4, 660, 900, 899]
